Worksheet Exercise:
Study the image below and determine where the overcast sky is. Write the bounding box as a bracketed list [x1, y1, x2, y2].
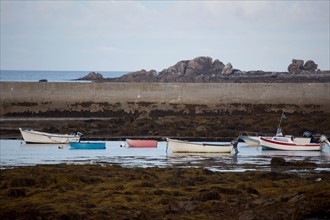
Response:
[1, 0, 329, 72]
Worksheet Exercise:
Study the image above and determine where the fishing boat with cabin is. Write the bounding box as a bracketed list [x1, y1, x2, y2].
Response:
[260, 135, 330, 151]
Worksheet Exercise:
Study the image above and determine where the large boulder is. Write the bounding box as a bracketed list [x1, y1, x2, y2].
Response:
[161, 60, 189, 76]
[79, 72, 104, 80]
[288, 59, 319, 73]
[211, 59, 225, 75]
[222, 63, 233, 74]
[303, 60, 318, 71]
[185, 56, 213, 75]
[288, 59, 304, 74]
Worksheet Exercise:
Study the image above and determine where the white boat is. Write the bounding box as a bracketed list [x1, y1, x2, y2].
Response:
[19, 128, 82, 144]
[260, 136, 321, 151]
[166, 138, 233, 153]
[239, 131, 311, 146]
[239, 131, 272, 146]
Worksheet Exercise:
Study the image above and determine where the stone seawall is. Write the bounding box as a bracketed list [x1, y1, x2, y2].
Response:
[1, 82, 329, 115]
[1, 82, 329, 140]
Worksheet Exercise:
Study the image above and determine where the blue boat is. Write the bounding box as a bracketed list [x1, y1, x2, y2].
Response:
[69, 142, 106, 149]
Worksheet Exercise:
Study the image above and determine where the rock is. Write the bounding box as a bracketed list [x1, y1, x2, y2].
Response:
[303, 60, 318, 71]
[222, 62, 233, 74]
[271, 157, 286, 166]
[211, 59, 225, 75]
[199, 190, 221, 201]
[160, 56, 213, 76]
[288, 59, 318, 73]
[185, 56, 213, 75]
[155, 56, 223, 82]
[79, 72, 104, 80]
[7, 188, 26, 197]
[117, 69, 157, 82]
[288, 59, 304, 74]
[161, 60, 188, 76]
[102, 56, 328, 83]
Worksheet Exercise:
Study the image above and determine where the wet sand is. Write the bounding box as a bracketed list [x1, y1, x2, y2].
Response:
[1, 164, 329, 219]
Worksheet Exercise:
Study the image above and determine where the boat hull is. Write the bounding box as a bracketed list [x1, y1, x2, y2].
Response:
[167, 138, 233, 153]
[126, 139, 158, 148]
[260, 137, 320, 151]
[239, 136, 261, 146]
[69, 142, 106, 149]
[19, 128, 80, 144]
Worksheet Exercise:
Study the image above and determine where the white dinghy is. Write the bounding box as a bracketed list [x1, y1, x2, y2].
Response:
[19, 128, 82, 144]
[166, 138, 233, 153]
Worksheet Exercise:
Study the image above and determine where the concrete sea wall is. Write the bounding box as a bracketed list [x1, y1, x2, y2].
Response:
[1, 82, 329, 115]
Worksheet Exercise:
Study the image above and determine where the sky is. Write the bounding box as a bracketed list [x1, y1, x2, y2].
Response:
[1, 0, 329, 72]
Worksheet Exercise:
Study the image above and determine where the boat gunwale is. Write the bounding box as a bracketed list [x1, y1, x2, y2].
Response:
[167, 138, 231, 147]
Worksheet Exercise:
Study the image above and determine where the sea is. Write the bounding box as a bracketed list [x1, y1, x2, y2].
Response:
[0, 70, 128, 82]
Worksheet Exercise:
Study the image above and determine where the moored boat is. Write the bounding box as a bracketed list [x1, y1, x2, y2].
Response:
[19, 128, 82, 144]
[126, 139, 158, 148]
[239, 131, 273, 146]
[260, 136, 321, 151]
[69, 142, 106, 149]
[239, 112, 312, 146]
[166, 138, 233, 153]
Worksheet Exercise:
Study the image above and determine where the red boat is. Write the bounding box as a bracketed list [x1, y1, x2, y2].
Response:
[126, 139, 158, 148]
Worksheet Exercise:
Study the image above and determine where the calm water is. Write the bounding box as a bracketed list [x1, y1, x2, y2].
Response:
[0, 70, 128, 82]
[1, 140, 329, 172]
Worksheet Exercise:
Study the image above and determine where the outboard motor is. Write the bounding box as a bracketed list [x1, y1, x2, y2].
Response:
[320, 135, 330, 146]
[303, 130, 312, 137]
[303, 130, 318, 143]
[231, 138, 239, 154]
[76, 132, 83, 136]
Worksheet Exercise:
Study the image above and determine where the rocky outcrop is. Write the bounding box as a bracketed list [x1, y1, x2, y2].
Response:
[78, 72, 104, 80]
[288, 59, 318, 73]
[303, 60, 318, 71]
[159, 56, 216, 76]
[112, 69, 157, 82]
[108, 56, 234, 83]
[102, 57, 329, 83]
[288, 59, 304, 74]
[211, 59, 225, 75]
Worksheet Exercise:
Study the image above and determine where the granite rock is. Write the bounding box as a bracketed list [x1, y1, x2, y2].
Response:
[79, 72, 104, 80]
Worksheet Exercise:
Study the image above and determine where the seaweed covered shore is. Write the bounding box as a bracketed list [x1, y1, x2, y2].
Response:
[1, 112, 329, 142]
[1, 164, 329, 219]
